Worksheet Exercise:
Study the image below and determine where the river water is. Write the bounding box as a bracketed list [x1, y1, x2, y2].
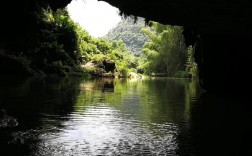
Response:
[0, 76, 251, 156]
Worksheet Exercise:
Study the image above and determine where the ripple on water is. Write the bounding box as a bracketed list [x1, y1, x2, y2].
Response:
[23, 104, 179, 155]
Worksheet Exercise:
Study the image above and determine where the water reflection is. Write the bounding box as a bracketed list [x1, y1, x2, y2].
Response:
[1, 76, 227, 156]
[36, 105, 178, 155]
[0, 76, 82, 155]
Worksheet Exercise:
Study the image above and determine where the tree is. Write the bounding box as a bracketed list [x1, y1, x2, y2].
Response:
[186, 45, 198, 77]
[139, 22, 187, 77]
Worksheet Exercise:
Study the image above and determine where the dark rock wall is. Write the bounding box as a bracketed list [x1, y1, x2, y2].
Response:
[0, 0, 71, 46]
[196, 34, 252, 95]
[100, 0, 252, 35]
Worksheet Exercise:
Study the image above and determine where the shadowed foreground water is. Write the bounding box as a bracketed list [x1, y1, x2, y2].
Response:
[0, 77, 251, 155]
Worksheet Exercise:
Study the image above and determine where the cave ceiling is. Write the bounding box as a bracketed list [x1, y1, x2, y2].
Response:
[100, 0, 252, 36]
[1, 0, 252, 44]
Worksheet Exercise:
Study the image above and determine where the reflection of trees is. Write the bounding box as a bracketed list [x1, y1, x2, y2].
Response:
[77, 78, 202, 125]
[0, 76, 204, 155]
[76, 79, 118, 111]
[76, 78, 204, 156]
[80, 78, 115, 93]
[1, 77, 83, 124]
[176, 78, 203, 155]
[138, 78, 189, 124]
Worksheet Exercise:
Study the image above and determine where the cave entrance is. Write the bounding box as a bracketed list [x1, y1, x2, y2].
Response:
[67, 0, 194, 79]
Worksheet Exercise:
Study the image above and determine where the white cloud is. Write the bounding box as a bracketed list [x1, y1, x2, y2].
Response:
[67, 0, 122, 37]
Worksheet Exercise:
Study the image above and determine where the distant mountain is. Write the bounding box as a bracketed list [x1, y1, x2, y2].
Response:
[104, 17, 150, 56]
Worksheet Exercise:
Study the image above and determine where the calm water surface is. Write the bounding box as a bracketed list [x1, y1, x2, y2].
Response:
[0, 77, 251, 156]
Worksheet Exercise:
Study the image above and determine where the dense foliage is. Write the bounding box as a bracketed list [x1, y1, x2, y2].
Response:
[36, 7, 140, 77]
[104, 17, 150, 56]
[2, 7, 83, 76]
[32, 8, 80, 76]
[1, 5, 138, 77]
[186, 45, 198, 77]
[138, 22, 196, 77]
[104, 17, 198, 78]
[1, 3, 197, 78]
[76, 25, 138, 77]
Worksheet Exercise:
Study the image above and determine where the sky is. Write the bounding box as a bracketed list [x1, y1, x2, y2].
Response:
[67, 0, 122, 38]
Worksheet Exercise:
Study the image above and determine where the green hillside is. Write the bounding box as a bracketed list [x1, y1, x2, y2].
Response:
[104, 17, 150, 56]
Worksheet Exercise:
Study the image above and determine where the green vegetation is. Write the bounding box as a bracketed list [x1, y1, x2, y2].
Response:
[138, 22, 190, 77]
[104, 17, 150, 56]
[33, 8, 140, 77]
[2, 7, 83, 76]
[105, 18, 198, 78]
[1, 5, 197, 79]
[186, 45, 198, 77]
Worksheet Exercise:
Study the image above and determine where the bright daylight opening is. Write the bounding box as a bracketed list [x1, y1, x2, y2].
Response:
[67, 0, 122, 38]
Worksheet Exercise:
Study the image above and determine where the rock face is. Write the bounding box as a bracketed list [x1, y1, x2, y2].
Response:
[82, 60, 115, 77]
[100, 0, 252, 36]
[101, 0, 252, 96]
[0, 0, 71, 45]
[102, 59, 116, 73]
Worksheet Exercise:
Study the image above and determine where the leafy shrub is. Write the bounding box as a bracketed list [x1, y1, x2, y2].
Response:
[0, 53, 34, 75]
[174, 71, 191, 78]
